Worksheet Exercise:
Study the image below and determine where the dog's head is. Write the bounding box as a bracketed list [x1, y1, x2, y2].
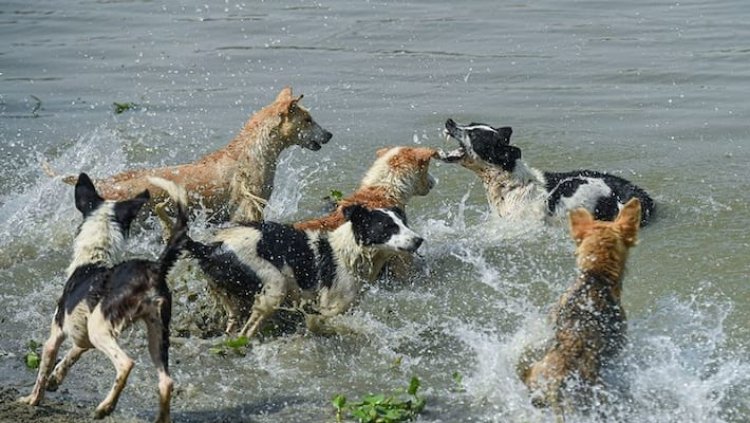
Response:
[569, 198, 641, 271]
[75, 172, 150, 236]
[360, 146, 438, 198]
[437, 118, 520, 174]
[273, 87, 333, 151]
[343, 204, 423, 253]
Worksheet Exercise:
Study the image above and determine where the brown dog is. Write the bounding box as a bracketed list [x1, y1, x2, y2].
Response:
[518, 198, 642, 420]
[45, 87, 332, 225]
[294, 146, 437, 280]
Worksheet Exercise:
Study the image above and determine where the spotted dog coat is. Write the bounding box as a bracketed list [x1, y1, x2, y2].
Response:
[185, 204, 424, 337]
[294, 146, 438, 280]
[18, 173, 189, 423]
[518, 198, 642, 420]
[438, 119, 655, 226]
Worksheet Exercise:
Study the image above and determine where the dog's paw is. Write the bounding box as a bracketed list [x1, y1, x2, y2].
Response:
[45, 376, 60, 392]
[17, 394, 40, 406]
[93, 402, 116, 419]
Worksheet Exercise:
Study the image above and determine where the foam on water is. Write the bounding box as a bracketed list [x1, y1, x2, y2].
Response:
[2, 125, 749, 422]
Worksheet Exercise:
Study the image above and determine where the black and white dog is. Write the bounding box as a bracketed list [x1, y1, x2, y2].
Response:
[18, 173, 189, 423]
[152, 174, 424, 338]
[438, 119, 655, 226]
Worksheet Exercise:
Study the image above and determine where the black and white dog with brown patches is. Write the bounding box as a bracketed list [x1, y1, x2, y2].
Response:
[438, 119, 655, 226]
[18, 173, 189, 423]
[167, 178, 424, 338]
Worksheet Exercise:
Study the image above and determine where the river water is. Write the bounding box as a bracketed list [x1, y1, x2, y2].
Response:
[1, 0, 749, 422]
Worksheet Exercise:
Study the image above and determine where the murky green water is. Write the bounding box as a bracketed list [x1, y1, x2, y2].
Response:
[1, 0, 749, 421]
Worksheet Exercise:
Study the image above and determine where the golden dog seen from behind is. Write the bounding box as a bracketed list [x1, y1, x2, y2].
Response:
[518, 198, 642, 421]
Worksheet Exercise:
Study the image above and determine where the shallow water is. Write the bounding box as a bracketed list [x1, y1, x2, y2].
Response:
[1, 0, 749, 422]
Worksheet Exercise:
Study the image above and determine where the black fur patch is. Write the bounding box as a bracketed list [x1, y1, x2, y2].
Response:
[254, 222, 321, 291]
[55, 264, 110, 327]
[348, 207, 401, 247]
[190, 240, 264, 300]
[315, 237, 336, 289]
[97, 260, 162, 323]
[544, 170, 656, 225]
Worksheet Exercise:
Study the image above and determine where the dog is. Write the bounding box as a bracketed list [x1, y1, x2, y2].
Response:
[149, 175, 424, 336]
[44, 87, 332, 226]
[17, 173, 189, 423]
[294, 146, 438, 280]
[517, 198, 642, 420]
[437, 119, 655, 226]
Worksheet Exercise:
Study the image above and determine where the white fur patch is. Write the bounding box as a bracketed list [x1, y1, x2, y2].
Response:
[381, 210, 421, 252]
[68, 203, 125, 276]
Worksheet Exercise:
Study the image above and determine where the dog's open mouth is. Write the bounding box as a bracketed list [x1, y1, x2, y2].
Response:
[436, 129, 466, 163]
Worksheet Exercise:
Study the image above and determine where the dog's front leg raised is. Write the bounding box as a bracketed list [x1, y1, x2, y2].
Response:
[238, 275, 287, 339]
[46, 344, 90, 391]
[17, 324, 65, 405]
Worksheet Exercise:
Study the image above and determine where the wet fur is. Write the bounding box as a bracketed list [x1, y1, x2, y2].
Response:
[294, 146, 437, 280]
[517, 198, 642, 420]
[44, 87, 332, 224]
[438, 119, 655, 226]
[185, 203, 424, 337]
[18, 173, 190, 423]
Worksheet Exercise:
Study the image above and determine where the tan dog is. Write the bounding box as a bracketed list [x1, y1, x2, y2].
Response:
[45, 87, 332, 225]
[518, 198, 642, 420]
[294, 146, 437, 280]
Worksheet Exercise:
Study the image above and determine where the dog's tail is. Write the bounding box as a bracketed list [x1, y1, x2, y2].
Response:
[41, 160, 77, 185]
[147, 177, 191, 278]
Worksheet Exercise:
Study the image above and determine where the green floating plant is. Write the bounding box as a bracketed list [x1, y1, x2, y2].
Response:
[333, 376, 426, 423]
[207, 336, 249, 357]
[113, 101, 139, 114]
[24, 340, 41, 370]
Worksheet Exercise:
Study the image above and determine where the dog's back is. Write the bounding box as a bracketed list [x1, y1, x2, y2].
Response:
[544, 170, 655, 226]
[520, 198, 642, 418]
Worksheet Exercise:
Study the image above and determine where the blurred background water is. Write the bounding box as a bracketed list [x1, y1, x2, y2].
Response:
[1, 0, 749, 421]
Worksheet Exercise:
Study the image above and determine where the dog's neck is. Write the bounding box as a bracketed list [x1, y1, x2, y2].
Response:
[480, 161, 547, 219]
[576, 250, 628, 299]
[357, 172, 416, 208]
[326, 223, 376, 282]
[67, 205, 125, 276]
[227, 114, 291, 223]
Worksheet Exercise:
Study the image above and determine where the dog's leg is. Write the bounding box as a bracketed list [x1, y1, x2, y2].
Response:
[145, 317, 173, 423]
[46, 345, 89, 391]
[89, 320, 134, 419]
[17, 324, 65, 405]
[239, 275, 286, 339]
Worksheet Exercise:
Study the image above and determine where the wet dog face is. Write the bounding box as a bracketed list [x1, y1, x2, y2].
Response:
[276, 90, 333, 151]
[343, 205, 423, 253]
[438, 118, 520, 173]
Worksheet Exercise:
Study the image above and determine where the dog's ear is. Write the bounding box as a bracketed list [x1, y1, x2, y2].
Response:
[114, 190, 150, 228]
[413, 147, 437, 163]
[74, 173, 104, 215]
[275, 86, 294, 103]
[615, 198, 642, 247]
[375, 147, 393, 158]
[495, 126, 513, 145]
[342, 204, 367, 222]
[569, 207, 594, 245]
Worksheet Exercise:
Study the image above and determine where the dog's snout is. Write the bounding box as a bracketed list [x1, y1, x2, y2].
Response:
[322, 130, 333, 143]
[445, 118, 456, 130]
[413, 237, 424, 250]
